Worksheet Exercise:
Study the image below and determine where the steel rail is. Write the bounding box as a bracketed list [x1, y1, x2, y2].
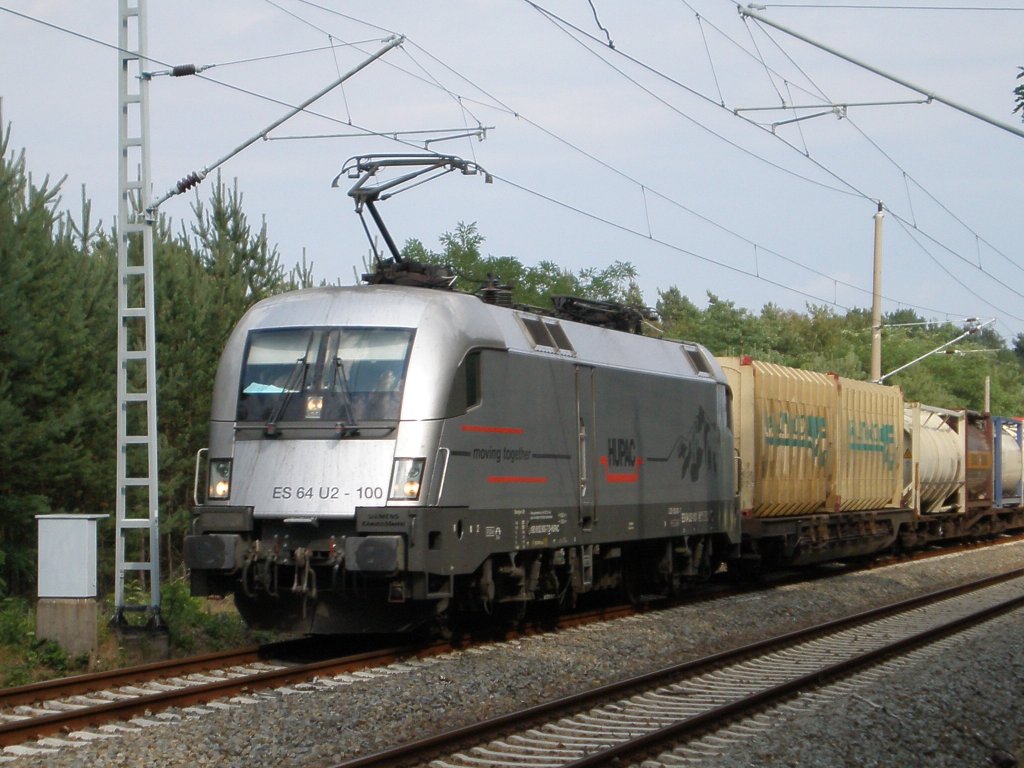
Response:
[564, 577, 1024, 767]
[0, 604, 635, 750]
[0, 644, 266, 710]
[5, 539, 1020, 755]
[0, 645, 413, 748]
[331, 566, 1024, 768]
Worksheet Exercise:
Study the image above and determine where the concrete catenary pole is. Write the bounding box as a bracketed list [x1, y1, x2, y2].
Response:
[871, 202, 885, 383]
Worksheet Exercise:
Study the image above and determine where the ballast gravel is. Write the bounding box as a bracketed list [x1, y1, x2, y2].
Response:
[6, 540, 1023, 768]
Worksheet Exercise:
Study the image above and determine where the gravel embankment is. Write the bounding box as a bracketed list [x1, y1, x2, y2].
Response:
[703, 609, 1023, 768]
[6, 540, 1024, 767]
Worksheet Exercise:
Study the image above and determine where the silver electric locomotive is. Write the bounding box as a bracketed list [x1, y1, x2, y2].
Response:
[185, 284, 738, 633]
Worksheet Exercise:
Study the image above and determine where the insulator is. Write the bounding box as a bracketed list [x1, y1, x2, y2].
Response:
[175, 172, 203, 193]
[171, 64, 198, 77]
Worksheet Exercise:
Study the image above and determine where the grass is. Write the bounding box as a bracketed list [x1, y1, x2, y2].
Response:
[0, 579, 274, 687]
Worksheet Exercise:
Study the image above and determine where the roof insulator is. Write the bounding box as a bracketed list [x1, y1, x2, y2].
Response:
[175, 171, 204, 194]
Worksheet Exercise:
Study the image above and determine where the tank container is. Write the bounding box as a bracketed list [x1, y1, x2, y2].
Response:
[964, 415, 993, 504]
[904, 405, 963, 513]
[996, 418, 1024, 501]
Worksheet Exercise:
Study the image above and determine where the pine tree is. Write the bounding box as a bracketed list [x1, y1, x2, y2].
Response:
[0, 121, 115, 594]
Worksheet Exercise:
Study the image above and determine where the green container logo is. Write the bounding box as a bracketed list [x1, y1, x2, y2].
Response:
[847, 420, 898, 470]
[763, 412, 829, 467]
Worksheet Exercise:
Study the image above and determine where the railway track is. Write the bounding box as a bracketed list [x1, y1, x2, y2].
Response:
[333, 567, 1024, 768]
[0, 643, 268, 712]
[0, 603, 634, 756]
[2, 536, 1018, 760]
[0, 640, 416, 751]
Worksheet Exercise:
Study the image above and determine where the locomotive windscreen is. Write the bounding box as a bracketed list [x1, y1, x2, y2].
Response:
[236, 327, 414, 426]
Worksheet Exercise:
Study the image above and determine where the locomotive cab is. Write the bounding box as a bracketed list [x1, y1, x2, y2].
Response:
[187, 286, 510, 633]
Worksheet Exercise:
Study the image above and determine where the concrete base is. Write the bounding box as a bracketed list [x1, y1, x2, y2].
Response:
[36, 598, 98, 656]
[115, 625, 171, 659]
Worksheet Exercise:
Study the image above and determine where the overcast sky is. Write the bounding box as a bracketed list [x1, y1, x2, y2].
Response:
[2, 1, 1023, 351]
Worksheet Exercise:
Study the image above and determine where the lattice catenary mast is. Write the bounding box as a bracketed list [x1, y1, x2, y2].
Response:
[114, 0, 161, 628]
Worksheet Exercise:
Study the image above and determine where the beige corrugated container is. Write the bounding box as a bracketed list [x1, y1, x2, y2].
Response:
[835, 377, 903, 511]
[721, 357, 903, 518]
[721, 357, 834, 517]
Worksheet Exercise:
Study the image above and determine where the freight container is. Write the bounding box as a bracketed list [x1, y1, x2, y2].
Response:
[721, 357, 903, 518]
[903, 404, 965, 514]
[994, 417, 1024, 505]
[835, 377, 903, 511]
[965, 413, 994, 507]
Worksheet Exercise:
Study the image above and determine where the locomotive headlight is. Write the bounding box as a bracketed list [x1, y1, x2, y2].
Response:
[208, 458, 232, 500]
[389, 458, 425, 501]
[305, 395, 323, 419]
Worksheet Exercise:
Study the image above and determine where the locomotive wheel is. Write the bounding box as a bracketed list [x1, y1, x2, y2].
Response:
[622, 564, 644, 607]
[618, 552, 651, 606]
[496, 599, 528, 627]
[622, 548, 667, 606]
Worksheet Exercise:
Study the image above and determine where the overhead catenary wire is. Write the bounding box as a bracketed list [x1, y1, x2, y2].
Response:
[890, 215, 1024, 323]
[514, 4, 974, 304]
[738, 3, 1024, 140]
[761, 3, 1024, 11]
[528, 0, 1015, 325]
[148, 35, 406, 211]
[522, 1, 865, 199]
[523, 1, 1023, 321]
[731, 6, 1024, 296]
[252, 0, 1019, 325]
[2, 1, 1016, 333]
[395, 56, 878, 306]
[172, 2, 1024, 333]
[259, 1, 492, 133]
[0, 1, 974, 321]
[694, 11, 727, 105]
[147, 41, 385, 76]
[490, 170, 857, 310]
[260, 1, 925, 310]
[688, 2, 1024, 278]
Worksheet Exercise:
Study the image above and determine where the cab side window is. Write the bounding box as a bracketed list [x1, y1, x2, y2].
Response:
[445, 351, 482, 416]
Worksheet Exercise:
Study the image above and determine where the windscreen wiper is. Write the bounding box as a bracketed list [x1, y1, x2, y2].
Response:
[331, 355, 357, 428]
[265, 349, 311, 436]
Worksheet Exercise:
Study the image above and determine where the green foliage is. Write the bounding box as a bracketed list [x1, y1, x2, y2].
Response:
[656, 287, 702, 339]
[0, 120, 117, 594]
[655, 285, 1024, 413]
[2, 641, 78, 687]
[0, 120, 295, 596]
[0, 597, 86, 686]
[0, 597, 33, 646]
[403, 222, 647, 309]
[400, 222, 1024, 415]
[160, 577, 255, 653]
